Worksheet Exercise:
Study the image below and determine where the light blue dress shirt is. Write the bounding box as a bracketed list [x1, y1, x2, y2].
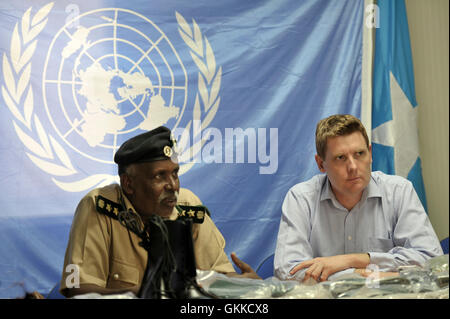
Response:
[274, 171, 443, 281]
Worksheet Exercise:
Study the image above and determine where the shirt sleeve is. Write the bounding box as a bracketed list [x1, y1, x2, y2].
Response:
[60, 194, 111, 291]
[368, 179, 443, 271]
[274, 187, 315, 281]
[180, 188, 235, 273]
[193, 214, 235, 273]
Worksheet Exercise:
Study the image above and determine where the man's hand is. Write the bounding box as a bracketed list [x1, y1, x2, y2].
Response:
[226, 252, 261, 280]
[290, 253, 370, 282]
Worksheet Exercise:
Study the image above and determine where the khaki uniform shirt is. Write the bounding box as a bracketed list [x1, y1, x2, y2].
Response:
[60, 184, 234, 292]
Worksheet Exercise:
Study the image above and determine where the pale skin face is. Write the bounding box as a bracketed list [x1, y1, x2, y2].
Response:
[289, 131, 401, 282]
[315, 131, 372, 211]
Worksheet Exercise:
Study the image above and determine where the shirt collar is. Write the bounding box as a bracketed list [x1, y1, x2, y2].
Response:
[320, 173, 382, 203]
[366, 174, 383, 198]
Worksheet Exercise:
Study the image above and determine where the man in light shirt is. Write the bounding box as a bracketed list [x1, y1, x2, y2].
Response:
[274, 114, 443, 283]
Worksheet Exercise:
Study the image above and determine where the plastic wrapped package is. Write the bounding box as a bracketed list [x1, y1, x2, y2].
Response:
[425, 254, 449, 288]
[273, 281, 333, 299]
[66, 255, 449, 299]
[426, 254, 449, 273]
[196, 271, 332, 299]
[195, 270, 298, 299]
[333, 254, 449, 299]
[240, 277, 332, 299]
[71, 291, 137, 299]
[347, 286, 449, 299]
[323, 274, 374, 298]
[196, 255, 449, 299]
[322, 274, 413, 298]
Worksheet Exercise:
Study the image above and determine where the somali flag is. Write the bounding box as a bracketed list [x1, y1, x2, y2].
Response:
[371, 0, 427, 210]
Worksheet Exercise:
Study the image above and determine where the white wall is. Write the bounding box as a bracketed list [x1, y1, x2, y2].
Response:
[405, 0, 449, 241]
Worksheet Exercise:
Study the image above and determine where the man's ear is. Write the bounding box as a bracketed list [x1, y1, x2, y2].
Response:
[315, 154, 326, 173]
[120, 173, 134, 196]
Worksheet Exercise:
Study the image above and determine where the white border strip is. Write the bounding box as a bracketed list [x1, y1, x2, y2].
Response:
[361, 0, 376, 142]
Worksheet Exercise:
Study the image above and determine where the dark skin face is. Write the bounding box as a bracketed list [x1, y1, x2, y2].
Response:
[120, 159, 180, 219]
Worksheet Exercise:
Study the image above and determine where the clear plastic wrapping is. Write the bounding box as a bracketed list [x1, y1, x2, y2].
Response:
[68, 254, 449, 299]
[195, 270, 299, 299]
[196, 254, 449, 299]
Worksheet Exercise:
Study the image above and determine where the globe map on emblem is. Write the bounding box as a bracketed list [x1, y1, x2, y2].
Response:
[42, 8, 188, 164]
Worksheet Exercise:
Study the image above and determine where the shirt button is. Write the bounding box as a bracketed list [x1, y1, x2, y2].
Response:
[348, 235, 352, 241]
[113, 273, 120, 280]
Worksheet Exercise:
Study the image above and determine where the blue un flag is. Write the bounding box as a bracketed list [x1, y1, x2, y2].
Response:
[0, 0, 364, 296]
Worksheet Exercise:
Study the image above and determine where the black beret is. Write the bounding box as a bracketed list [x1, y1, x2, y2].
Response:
[114, 126, 177, 166]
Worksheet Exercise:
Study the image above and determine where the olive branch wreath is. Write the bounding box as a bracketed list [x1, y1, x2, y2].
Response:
[175, 11, 222, 174]
[1, 3, 221, 192]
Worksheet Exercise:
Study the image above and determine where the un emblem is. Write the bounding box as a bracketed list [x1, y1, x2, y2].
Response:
[2, 3, 221, 192]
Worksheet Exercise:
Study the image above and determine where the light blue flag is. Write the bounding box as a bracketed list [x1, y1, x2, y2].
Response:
[0, 0, 364, 296]
[371, 0, 427, 211]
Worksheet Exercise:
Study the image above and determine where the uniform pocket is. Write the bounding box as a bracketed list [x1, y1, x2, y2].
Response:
[107, 259, 139, 289]
[369, 237, 394, 252]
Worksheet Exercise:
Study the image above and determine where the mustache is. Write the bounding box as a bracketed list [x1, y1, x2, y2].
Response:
[158, 190, 179, 203]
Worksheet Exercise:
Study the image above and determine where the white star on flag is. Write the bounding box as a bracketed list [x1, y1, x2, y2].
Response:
[372, 72, 419, 178]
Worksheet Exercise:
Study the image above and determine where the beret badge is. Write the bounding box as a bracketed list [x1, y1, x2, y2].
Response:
[163, 145, 173, 157]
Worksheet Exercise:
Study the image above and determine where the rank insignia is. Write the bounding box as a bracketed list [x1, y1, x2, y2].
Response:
[176, 205, 210, 224]
[95, 195, 124, 220]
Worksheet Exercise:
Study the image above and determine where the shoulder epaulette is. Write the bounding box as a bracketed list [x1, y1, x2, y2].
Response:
[95, 195, 124, 220]
[176, 205, 210, 224]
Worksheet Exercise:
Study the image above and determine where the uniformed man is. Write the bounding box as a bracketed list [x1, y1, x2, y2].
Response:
[60, 126, 259, 298]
